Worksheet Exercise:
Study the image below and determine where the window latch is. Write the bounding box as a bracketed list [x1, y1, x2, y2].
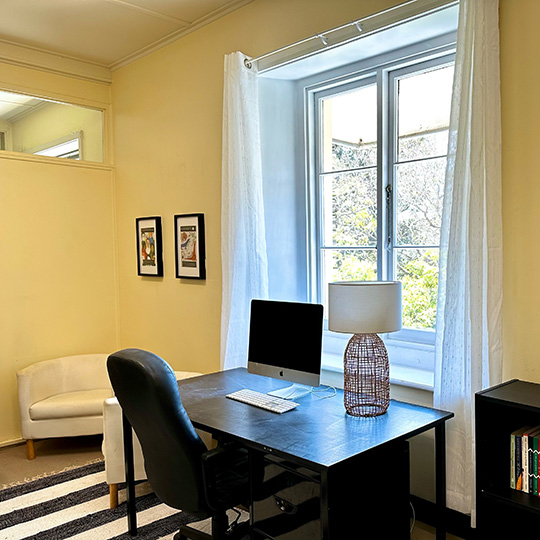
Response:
[385, 184, 393, 250]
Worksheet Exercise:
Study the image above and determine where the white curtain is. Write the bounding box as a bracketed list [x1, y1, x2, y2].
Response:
[434, 0, 503, 523]
[221, 51, 269, 370]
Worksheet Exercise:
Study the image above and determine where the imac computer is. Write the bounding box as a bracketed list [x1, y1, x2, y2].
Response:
[247, 299, 324, 400]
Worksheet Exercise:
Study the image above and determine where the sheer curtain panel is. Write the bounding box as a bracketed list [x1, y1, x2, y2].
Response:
[221, 52, 269, 370]
[434, 0, 503, 523]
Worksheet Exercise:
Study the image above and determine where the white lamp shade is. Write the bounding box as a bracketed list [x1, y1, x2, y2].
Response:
[328, 281, 402, 334]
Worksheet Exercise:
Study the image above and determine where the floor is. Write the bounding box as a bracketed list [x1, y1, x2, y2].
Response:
[0, 435, 103, 488]
[412, 522, 462, 540]
[0, 436, 462, 539]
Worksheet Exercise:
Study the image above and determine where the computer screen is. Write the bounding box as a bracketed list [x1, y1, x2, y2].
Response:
[247, 299, 324, 394]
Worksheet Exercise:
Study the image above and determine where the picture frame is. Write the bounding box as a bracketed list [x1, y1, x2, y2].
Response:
[136, 216, 163, 277]
[174, 213, 206, 279]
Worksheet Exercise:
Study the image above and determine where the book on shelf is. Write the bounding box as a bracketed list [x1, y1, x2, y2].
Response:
[524, 425, 540, 494]
[511, 426, 531, 491]
[510, 425, 540, 494]
[529, 428, 540, 497]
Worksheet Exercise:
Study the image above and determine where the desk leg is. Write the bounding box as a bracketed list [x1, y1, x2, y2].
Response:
[434, 422, 446, 540]
[122, 412, 137, 536]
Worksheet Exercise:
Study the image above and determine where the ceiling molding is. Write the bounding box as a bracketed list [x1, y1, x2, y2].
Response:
[109, 0, 254, 70]
[0, 0, 254, 80]
[0, 39, 112, 84]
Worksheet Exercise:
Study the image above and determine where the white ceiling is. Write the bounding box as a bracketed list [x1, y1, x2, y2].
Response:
[0, 0, 253, 70]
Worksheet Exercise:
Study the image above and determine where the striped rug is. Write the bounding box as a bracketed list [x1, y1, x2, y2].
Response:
[0, 461, 218, 540]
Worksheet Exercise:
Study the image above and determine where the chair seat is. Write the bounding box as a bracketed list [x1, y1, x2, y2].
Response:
[30, 388, 113, 420]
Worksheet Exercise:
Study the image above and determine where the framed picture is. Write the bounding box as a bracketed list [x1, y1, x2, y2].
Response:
[174, 213, 206, 279]
[136, 216, 163, 277]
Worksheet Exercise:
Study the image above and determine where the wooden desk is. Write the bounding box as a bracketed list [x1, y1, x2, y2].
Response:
[123, 368, 453, 539]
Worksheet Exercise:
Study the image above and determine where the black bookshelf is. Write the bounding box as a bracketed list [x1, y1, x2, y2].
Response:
[476, 380, 540, 535]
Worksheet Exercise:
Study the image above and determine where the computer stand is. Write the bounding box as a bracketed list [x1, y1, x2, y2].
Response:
[267, 384, 312, 400]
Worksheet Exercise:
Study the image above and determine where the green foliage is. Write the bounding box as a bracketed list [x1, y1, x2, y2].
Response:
[327, 136, 443, 330]
[397, 249, 439, 329]
[330, 250, 377, 282]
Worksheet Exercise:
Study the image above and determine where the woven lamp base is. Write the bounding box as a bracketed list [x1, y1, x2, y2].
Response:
[343, 333, 390, 417]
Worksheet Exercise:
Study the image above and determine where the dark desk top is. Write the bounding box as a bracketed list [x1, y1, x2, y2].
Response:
[178, 368, 453, 470]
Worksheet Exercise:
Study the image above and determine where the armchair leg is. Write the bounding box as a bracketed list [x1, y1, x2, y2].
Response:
[109, 484, 119, 509]
[26, 439, 35, 460]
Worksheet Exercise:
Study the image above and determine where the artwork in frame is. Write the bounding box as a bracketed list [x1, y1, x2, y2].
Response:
[136, 216, 163, 277]
[174, 213, 206, 279]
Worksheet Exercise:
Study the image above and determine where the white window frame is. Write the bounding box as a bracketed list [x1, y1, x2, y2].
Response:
[26, 131, 82, 160]
[304, 39, 456, 375]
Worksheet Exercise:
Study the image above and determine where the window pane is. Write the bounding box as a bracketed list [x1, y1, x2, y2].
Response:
[322, 249, 377, 305]
[322, 170, 377, 247]
[321, 84, 377, 172]
[395, 157, 445, 246]
[396, 248, 439, 329]
[0, 89, 104, 162]
[397, 64, 453, 162]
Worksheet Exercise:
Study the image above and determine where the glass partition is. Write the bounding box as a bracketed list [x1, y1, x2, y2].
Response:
[0, 89, 104, 162]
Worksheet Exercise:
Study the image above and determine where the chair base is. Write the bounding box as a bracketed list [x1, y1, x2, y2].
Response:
[174, 513, 249, 540]
[174, 525, 211, 540]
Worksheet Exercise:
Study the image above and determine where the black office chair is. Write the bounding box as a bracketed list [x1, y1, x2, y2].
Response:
[107, 348, 250, 540]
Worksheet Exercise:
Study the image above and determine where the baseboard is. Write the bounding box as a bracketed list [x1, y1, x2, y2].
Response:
[410, 495, 477, 540]
[0, 437, 24, 448]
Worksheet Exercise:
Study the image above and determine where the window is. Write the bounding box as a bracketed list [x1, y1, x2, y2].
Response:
[308, 51, 454, 370]
[0, 89, 104, 162]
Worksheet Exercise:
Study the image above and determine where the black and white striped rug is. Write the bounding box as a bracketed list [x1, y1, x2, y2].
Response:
[0, 461, 212, 540]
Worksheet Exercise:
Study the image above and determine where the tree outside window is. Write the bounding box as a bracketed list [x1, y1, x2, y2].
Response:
[316, 60, 454, 333]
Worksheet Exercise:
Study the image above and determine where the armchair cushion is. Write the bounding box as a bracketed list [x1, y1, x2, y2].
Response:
[30, 389, 113, 420]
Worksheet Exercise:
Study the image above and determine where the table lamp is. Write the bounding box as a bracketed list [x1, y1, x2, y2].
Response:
[328, 281, 402, 417]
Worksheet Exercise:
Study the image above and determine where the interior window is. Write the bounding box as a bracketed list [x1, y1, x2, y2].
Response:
[0, 89, 103, 162]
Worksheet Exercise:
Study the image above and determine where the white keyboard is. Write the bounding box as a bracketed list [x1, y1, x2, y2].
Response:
[226, 388, 299, 414]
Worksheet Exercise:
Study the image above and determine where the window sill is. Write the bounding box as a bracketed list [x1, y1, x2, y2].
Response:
[322, 352, 434, 392]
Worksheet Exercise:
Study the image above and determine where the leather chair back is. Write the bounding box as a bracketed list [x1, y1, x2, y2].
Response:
[107, 348, 210, 518]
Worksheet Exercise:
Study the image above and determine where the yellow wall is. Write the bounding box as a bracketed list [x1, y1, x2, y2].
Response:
[112, 0, 400, 374]
[113, 0, 540, 383]
[0, 62, 117, 443]
[499, 0, 540, 382]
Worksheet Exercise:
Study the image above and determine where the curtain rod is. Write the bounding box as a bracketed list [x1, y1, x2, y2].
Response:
[244, 0, 458, 71]
[243, 17, 364, 69]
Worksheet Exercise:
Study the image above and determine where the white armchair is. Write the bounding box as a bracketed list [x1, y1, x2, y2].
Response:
[17, 354, 113, 460]
[102, 371, 210, 508]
